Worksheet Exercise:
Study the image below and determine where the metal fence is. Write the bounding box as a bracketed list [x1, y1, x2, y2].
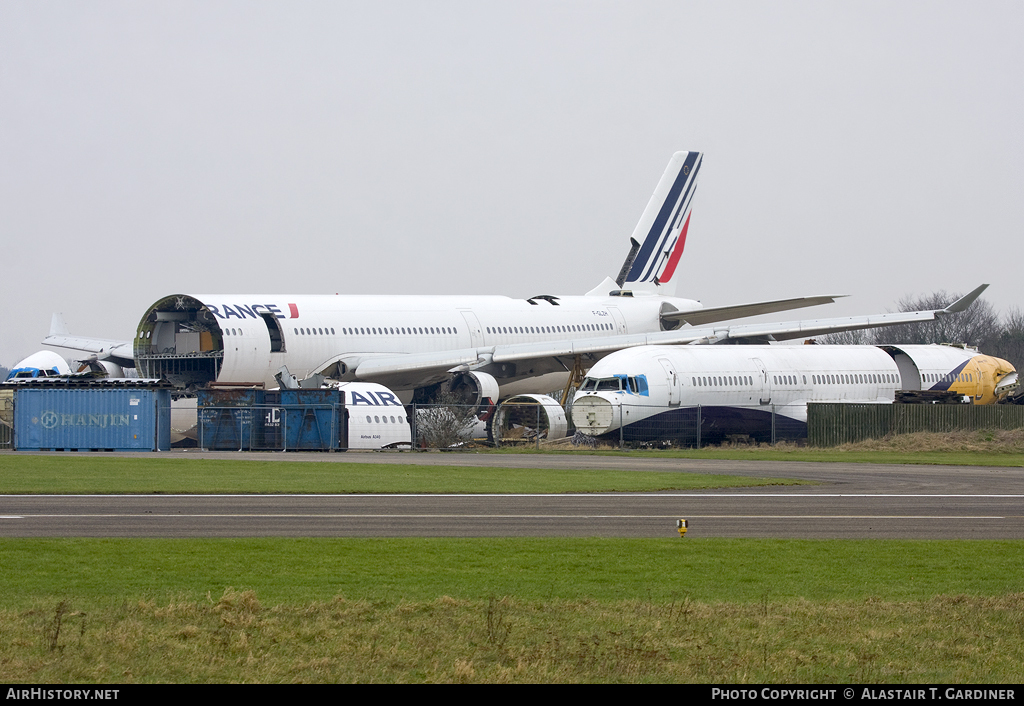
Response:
[595, 402, 806, 448]
[196, 402, 540, 451]
[807, 403, 1024, 446]
[194, 401, 805, 450]
[26, 396, 1019, 452]
[198, 404, 344, 451]
[411, 401, 566, 449]
[1, 390, 14, 449]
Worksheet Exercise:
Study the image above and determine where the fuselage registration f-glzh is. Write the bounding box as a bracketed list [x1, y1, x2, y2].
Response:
[44, 151, 985, 404]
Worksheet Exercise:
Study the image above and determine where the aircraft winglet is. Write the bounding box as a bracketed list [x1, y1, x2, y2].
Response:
[940, 284, 989, 315]
[50, 313, 70, 336]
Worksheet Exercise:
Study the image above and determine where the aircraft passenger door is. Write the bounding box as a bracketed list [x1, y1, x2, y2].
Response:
[752, 357, 771, 405]
[658, 358, 680, 406]
[460, 310, 484, 347]
[607, 307, 628, 335]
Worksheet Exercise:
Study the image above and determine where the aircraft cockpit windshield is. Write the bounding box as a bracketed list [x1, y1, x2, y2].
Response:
[580, 377, 621, 392]
[579, 376, 649, 395]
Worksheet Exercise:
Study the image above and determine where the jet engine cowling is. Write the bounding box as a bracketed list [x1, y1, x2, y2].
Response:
[76, 360, 126, 378]
[493, 394, 569, 446]
[447, 371, 499, 412]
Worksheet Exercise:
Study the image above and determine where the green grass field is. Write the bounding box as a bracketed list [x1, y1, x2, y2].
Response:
[3, 538, 1022, 605]
[587, 447, 1024, 467]
[527, 427, 1024, 466]
[511, 442, 1024, 467]
[0, 454, 800, 494]
[2, 539, 1023, 683]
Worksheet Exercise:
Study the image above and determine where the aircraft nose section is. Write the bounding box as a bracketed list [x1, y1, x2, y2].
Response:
[571, 394, 618, 436]
[995, 370, 1019, 399]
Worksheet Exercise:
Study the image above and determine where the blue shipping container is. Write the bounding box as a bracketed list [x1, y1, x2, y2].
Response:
[197, 388, 265, 450]
[280, 389, 342, 450]
[14, 388, 172, 451]
[195, 388, 345, 451]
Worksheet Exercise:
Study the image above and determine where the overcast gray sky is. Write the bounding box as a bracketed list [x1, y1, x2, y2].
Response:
[2, 1, 1021, 367]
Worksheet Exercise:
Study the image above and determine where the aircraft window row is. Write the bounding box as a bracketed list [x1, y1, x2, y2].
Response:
[290, 326, 457, 336]
[366, 414, 406, 424]
[693, 376, 753, 386]
[925, 372, 972, 383]
[234, 323, 610, 339]
[773, 375, 811, 385]
[486, 323, 612, 335]
[292, 327, 336, 336]
[687, 373, 903, 387]
[811, 373, 897, 385]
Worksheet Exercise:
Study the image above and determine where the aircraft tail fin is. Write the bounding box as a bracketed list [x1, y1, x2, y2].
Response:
[620, 150, 702, 297]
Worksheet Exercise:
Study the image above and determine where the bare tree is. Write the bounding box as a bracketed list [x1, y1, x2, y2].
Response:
[815, 291, 1021, 379]
[984, 306, 1024, 373]
[870, 290, 1000, 347]
[817, 329, 873, 345]
[414, 388, 481, 448]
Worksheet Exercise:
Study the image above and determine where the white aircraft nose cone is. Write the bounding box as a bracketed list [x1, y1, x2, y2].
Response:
[571, 395, 616, 436]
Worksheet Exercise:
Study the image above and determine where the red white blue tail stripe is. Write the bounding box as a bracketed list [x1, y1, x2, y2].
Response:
[625, 151, 702, 289]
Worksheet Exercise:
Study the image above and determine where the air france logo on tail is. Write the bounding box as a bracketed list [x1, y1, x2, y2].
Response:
[625, 150, 702, 288]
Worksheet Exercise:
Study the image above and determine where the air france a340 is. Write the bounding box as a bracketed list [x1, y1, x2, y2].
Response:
[41, 151, 985, 408]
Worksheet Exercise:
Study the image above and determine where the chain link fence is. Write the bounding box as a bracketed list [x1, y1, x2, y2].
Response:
[0, 390, 13, 449]
[8, 394, 1021, 451]
[197, 404, 345, 451]
[593, 401, 806, 448]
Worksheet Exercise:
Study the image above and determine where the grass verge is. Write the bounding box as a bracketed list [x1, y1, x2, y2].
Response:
[8, 592, 1024, 683]
[0, 455, 799, 494]
[2, 538, 1022, 683]
[3, 538, 1021, 604]
[519, 429, 1024, 467]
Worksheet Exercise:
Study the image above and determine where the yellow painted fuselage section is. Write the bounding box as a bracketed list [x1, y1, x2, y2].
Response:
[929, 354, 1016, 404]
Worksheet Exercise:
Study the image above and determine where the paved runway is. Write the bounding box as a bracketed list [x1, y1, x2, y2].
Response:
[2, 491, 1023, 538]
[2, 452, 1022, 538]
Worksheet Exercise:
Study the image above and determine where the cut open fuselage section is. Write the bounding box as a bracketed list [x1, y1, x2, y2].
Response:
[134, 295, 224, 390]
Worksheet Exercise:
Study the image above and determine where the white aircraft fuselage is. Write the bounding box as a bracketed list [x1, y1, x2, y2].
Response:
[572, 344, 1018, 444]
[135, 291, 698, 399]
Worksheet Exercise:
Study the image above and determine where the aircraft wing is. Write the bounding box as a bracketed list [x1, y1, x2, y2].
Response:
[662, 294, 845, 326]
[350, 349, 485, 389]
[342, 285, 989, 389]
[686, 284, 989, 344]
[41, 314, 135, 368]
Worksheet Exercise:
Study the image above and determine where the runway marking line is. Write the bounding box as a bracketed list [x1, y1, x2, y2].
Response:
[2, 514, 1012, 520]
[2, 493, 1024, 498]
